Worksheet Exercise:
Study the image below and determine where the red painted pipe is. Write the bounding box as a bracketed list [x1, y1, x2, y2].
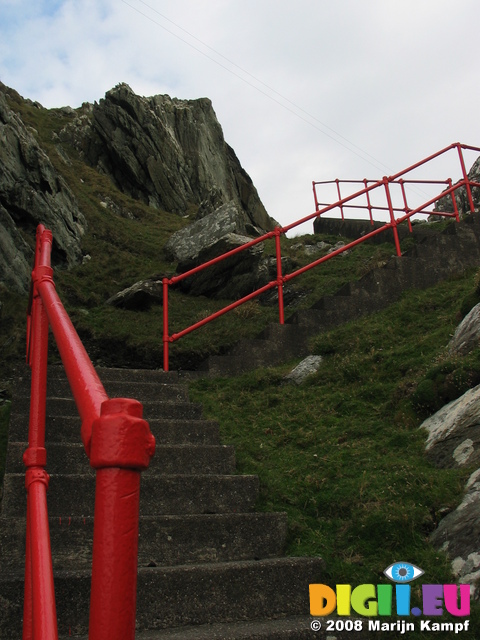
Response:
[23, 229, 58, 640]
[26, 226, 156, 639]
[88, 398, 155, 640]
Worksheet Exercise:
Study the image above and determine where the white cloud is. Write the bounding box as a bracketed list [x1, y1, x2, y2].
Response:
[1, 0, 479, 228]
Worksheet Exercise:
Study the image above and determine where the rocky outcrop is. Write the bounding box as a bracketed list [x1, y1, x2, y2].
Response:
[417, 279, 480, 596]
[105, 278, 163, 310]
[0, 84, 86, 294]
[62, 83, 276, 232]
[430, 468, 480, 596]
[422, 385, 480, 469]
[436, 155, 480, 216]
[448, 302, 480, 357]
[163, 202, 267, 299]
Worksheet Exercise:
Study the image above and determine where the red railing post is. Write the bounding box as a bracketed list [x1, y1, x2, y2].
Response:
[312, 181, 320, 212]
[23, 228, 58, 640]
[274, 228, 285, 324]
[447, 178, 460, 222]
[383, 177, 402, 257]
[363, 179, 374, 225]
[163, 277, 170, 371]
[336, 179, 344, 219]
[399, 179, 413, 232]
[457, 143, 475, 214]
[88, 398, 155, 640]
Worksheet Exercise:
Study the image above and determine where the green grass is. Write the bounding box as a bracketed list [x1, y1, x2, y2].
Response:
[190, 272, 480, 637]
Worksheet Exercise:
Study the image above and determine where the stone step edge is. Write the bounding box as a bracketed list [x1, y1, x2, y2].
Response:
[58, 615, 323, 640]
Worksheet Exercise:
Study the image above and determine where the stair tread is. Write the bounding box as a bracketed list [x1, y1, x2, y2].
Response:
[59, 615, 321, 640]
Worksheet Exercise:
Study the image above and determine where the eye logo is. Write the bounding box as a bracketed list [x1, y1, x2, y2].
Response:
[384, 562, 424, 583]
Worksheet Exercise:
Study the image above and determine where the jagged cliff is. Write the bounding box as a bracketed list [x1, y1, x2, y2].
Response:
[0, 84, 86, 293]
[0, 81, 275, 294]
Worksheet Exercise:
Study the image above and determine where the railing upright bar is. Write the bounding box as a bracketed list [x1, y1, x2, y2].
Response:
[275, 229, 285, 324]
[23, 228, 58, 640]
[399, 180, 413, 232]
[383, 177, 402, 256]
[312, 180, 320, 211]
[456, 143, 476, 214]
[363, 179, 374, 224]
[447, 178, 460, 222]
[336, 179, 344, 219]
[163, 277, 170, 371]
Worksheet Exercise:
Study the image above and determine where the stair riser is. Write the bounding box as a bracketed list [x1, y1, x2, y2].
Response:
[13, 380, 189, 403]
[0, 513, 288, 571]
[1, 475, 259, 518]
[7, 415, 221, 445]
[10, 398, 204, 421]
[0, 558, 324, 638]
[5, 443, 236, 475]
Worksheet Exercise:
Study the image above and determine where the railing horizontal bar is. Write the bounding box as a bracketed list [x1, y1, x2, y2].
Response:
[36, 279, 108, 453]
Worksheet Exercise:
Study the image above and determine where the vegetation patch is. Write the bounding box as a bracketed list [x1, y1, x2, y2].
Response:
[190, 272, 480, 636]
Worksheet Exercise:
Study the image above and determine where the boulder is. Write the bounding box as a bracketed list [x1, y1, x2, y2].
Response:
[164, 202, 259, 264]
[448, 303, 480, 356]
[423, 383, 480, 596]
[175, 232, 264, 299]
[421, 384, 480, 469]
[164, 202, 267, 299]
[283, 356, 323, 385]
[106, 278, 163, 311]
[430, 468, 480, 596]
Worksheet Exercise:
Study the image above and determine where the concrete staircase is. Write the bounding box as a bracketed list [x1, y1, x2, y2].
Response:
[0, 366, 323, 638]
[201, 216, 480, 376]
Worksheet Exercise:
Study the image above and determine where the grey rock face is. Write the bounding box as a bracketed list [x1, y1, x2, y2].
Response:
[106, 278, 163, 310]
[421, 384, 480, 469]
[448, 303, 480, 357]
[430, 468, 480, 597]
[422, 384, 480, 595]
[164, 202, 266, 299]
[435, 155, 480, 215]
[0, 84, 86, 293]
[164, 202, 259, 264]
[63, 83, 275, 232]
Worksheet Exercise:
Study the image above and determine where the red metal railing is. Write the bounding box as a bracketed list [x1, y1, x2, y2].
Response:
[24, 225, 156, 639]
[162, 142, 480, 370]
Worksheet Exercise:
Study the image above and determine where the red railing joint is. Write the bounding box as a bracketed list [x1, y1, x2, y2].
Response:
[89, 398, 156, 470]
[32, 265, 54, 285]
[25, 468, 50, 491]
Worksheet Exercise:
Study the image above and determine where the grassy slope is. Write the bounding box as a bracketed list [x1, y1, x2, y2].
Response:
[190, 273, 480, 637]
[2, 94, 480, 636]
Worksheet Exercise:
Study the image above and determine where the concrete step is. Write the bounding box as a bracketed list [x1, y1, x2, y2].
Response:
[1, 474, 260, 518]
[13, 379, 189, 405]
[7, 413, 222, 444]
[0, 512, 288, 571]
[97, 617, 367, 640]
[5, 442, 236, 475]
[0, 557, 325, 638]
[10, 396, 204, 421]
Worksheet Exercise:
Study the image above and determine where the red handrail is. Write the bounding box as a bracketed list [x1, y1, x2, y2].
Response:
[24, 226, 156, 639]
[162, 142, 480, 370]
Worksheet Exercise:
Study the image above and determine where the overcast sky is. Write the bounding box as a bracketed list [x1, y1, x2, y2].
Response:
[1, 0, 479, 233]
